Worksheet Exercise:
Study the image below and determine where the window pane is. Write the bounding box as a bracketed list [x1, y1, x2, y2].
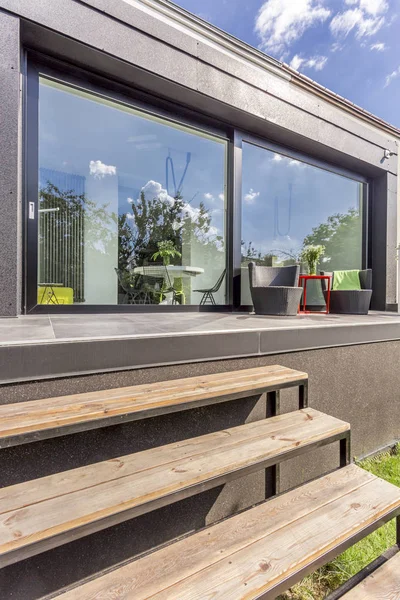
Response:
[241, 143, 364, 306]
[38, 78, 227, 306]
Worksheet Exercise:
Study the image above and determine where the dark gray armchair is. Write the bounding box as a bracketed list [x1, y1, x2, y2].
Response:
[248, 263, 303, 316]
[320, 269, 372, 314]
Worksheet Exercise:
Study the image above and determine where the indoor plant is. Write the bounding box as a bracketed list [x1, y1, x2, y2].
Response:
[300, 244, 325, 275]
[151, 240, 182, 266]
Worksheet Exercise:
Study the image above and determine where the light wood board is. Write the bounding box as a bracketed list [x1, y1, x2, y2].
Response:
[0, 407, 346, 567]
[0, 365, 308, 448]
[55, 465, 400, 600]
[342, 551, 400, 599]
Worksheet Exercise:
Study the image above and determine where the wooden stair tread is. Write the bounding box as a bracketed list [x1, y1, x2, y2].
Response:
[342, 551, 400, 599]
[0, 365, 308, 448]
[54, 465, 400, 600]
[0, 407, 346, 567]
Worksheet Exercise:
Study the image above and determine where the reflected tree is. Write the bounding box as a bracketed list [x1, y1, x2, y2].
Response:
[125, 189, 223, 268]
[303, 208, 362, 270]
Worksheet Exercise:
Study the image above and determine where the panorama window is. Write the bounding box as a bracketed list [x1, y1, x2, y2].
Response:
[37, 78, 228, 306]
[241, 142, 365, 306]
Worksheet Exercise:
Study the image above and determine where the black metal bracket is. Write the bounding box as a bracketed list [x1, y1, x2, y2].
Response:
[340, 433, 351, 467]
[267, 389, 281, 496]
[299, 381, 308, 409]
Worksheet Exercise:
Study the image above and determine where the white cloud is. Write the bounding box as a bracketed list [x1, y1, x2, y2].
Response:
[273, 153, 283, 161]
[290, 54, 328, 71]
[385, 66, 400, 87]
[89, 160, 116, 179]
[370, 41, 386, 50]
[255, 0, 331, 55]
[218, 193, 225, 201]
[127, 197, 134, 204]
[345, 0, 388, 13]
[358, 0, 388, 16]
[126, 213, 134, 220]
[204, 192, 213, 200]
[244, 189, 260, 204]
[140, 180, 201, 223]
[330, 0, 388, 40]
[331, 41, 344, 52]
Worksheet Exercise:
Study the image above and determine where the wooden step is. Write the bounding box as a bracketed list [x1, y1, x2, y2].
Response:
[0, 365, 308, 448]
[341, 551, 400, 599]
[0, 407, 345, 567]
[53, 465, 400, 600]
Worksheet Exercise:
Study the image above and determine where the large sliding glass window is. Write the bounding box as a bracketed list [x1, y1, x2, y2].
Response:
[37, 78, 228, 306]
[241, 142, 365, 306]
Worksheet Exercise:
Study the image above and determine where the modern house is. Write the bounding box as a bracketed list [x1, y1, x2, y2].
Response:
[1, 1, 400, 598]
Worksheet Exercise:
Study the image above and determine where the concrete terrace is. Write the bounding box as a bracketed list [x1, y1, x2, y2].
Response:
[0, 311, 399, 384]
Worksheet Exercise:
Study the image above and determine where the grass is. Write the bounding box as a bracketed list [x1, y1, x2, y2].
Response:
[278, 443, 400, 600]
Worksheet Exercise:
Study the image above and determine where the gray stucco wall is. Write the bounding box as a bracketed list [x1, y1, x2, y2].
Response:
[0, 341, 399, 598]
[0, 11, 21, 316]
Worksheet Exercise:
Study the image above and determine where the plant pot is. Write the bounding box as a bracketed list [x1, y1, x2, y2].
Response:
[308, 261, 317, 275]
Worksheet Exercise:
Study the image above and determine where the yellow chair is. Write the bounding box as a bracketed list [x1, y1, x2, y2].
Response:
[38, 286, 74, 305]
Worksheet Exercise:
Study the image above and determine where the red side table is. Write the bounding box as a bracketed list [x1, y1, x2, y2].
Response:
[299, 274, 331, 314]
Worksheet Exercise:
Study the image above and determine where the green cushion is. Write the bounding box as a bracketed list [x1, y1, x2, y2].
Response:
[332, 270, 361, 291]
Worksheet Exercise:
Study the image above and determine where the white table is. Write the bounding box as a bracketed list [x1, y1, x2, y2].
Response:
[133, 265, 205, 305]
[133, 265, 204, 277]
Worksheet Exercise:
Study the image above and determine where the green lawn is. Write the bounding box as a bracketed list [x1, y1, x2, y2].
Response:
[279, 444, 400, 600]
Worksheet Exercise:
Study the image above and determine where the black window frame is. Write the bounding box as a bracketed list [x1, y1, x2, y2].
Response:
[235, 132, 369, 311]
[24, 52, 234, 313]
[23, 52, 370, 314]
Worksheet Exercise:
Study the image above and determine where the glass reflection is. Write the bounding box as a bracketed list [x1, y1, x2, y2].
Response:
[38, 78, 227, 306]
[241, 143, 363, 306]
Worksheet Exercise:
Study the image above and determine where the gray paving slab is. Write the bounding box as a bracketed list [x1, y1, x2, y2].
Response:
[0, 311, 399, 346]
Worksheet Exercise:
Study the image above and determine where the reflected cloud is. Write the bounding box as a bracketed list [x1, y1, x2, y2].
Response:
[89, 160, 117, 179]
[141, 180, 201, 222]
[244, 189, 260, 204]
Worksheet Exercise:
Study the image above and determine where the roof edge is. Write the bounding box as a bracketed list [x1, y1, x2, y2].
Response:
[139, 0, 400, 139]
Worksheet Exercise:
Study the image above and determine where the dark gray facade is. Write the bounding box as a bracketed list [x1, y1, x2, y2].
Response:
[0, 0, 399, 315]
[1, 340, 399, 598]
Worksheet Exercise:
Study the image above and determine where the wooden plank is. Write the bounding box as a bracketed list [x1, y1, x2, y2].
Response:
[0, 366, 308, 448]
[341, 551, 400, 599]
[0, 408, 346, 567]
[54, 465, 400, 600]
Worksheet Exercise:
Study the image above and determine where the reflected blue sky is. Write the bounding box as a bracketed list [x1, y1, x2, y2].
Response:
[39, 80, 227, 238]
[242, 142, 363, 261]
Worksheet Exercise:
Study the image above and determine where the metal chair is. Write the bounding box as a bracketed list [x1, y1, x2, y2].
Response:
[248, 263, 303, 316]
[114, 268, 146, 304]
[142, 265, 178, 305]
[320, 269, 372, 314]
[194, 269, 226, 306]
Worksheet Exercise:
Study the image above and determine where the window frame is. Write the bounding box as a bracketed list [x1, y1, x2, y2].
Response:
[23, 53, 370, 314]
[24, 54, 233, 313]
[234, 131, 369, 310]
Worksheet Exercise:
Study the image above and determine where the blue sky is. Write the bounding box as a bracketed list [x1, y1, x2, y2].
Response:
[174, 0, 400, 128]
